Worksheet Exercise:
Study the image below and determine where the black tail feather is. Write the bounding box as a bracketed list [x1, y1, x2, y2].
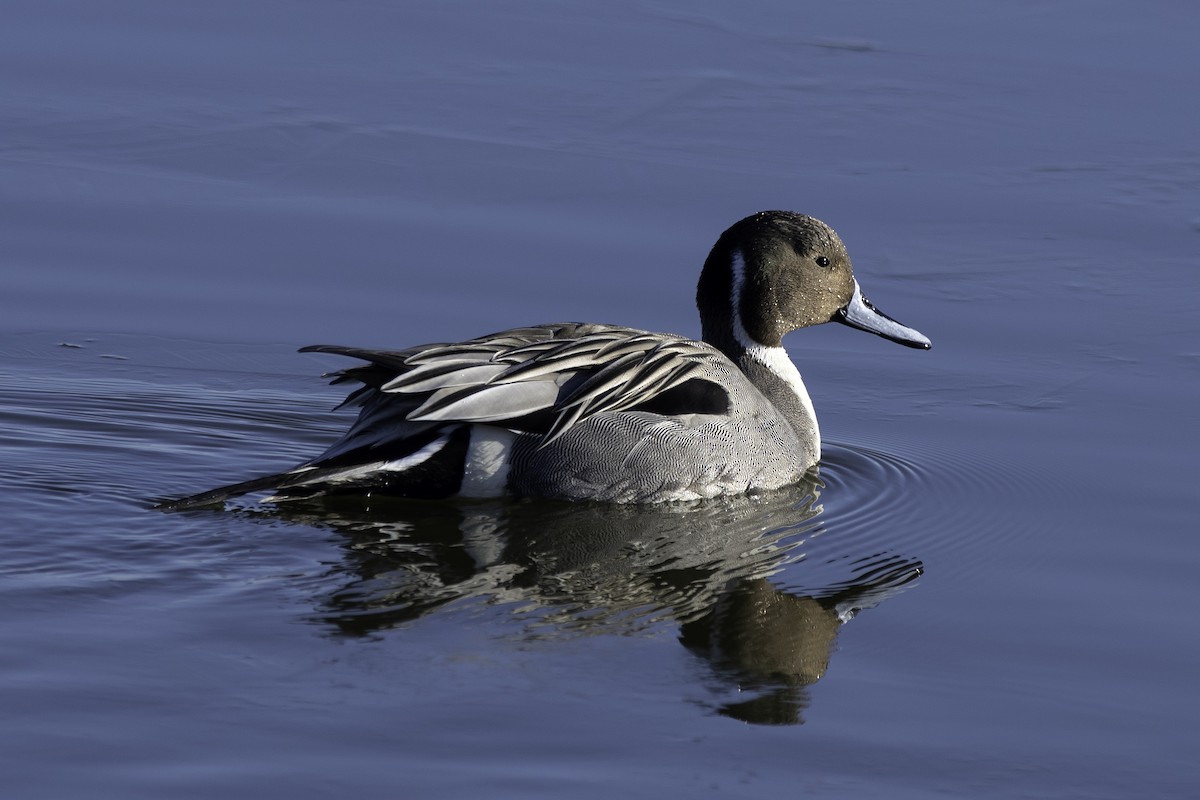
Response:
[153, 471, 304, 511]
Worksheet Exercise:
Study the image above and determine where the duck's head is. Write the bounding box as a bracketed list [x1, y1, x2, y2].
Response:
[697, 210, 931, 352]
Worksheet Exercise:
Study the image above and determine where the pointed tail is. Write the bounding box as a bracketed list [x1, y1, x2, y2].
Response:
[153, 469, 312, 511]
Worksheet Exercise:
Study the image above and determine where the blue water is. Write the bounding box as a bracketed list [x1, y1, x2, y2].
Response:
[3, 2, 1199, 798]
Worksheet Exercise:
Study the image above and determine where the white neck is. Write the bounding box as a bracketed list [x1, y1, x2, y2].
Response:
[729, 249, 820, 451]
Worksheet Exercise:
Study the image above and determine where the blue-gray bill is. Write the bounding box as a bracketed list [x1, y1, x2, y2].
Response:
[835, 280, 932, 350]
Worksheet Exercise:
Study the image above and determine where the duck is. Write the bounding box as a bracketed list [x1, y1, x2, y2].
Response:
[157, 210, 929, 509]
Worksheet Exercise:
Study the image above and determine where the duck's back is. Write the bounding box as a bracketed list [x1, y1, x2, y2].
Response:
[302, 322, 813, 503]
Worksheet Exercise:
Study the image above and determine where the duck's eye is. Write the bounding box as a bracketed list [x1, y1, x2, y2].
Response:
[815, 256, 831, 268]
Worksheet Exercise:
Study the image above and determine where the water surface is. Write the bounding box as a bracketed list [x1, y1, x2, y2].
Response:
[2, 1, 1198, 798]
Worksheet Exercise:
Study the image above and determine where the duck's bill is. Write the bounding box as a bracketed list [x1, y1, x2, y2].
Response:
[836, 280, 931, 349]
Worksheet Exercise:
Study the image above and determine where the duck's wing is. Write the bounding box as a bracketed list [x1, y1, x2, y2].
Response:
[303, 322, 730, 449]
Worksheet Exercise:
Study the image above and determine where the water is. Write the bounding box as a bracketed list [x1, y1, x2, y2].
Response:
[3, 1, 1198, 797]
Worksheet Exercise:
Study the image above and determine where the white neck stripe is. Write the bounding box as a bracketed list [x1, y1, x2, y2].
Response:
[729, 249, 819, 451]
[728, 248, 756, 352]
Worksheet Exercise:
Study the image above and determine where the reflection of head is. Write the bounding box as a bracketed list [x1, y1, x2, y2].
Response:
[683, 578, 838, 685]
[681, 551, 923, 726]
[681, 578, 838, 725]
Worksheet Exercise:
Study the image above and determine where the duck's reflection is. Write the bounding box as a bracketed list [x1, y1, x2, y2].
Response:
[260, 472, 921, 725]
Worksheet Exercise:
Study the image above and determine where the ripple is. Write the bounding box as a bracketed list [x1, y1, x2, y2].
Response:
[815, 434, 1060, 583]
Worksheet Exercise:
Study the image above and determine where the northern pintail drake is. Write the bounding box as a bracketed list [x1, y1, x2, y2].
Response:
[158, 211, 929, 509]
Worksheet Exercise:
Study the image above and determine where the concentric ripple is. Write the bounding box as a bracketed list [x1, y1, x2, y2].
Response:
[809, 433, 1061, 585]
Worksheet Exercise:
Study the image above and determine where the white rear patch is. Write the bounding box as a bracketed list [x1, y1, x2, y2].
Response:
[460, 425, 516, 497]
